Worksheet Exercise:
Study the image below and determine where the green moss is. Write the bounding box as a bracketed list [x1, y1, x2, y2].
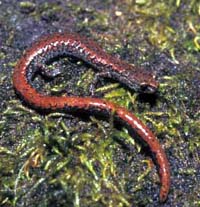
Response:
[19, 1, 36, 9]
[0, 52, 6, 59]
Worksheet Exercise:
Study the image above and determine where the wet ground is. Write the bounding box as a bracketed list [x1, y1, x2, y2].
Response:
[0, 1, 200, 207]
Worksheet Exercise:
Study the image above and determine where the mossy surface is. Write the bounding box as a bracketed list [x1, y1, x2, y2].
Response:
[0, 1, 199, 206]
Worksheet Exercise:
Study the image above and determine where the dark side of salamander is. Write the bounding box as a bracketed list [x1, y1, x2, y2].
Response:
[24, 33, 159, 94]
[13, 32, 170, 203]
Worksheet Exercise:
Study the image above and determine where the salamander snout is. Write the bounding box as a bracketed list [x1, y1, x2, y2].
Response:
[140, 82, 159, 94]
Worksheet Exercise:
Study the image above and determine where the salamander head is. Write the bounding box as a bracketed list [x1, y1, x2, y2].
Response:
[139, 76, 159, 94]
[121, 68, 159, 94]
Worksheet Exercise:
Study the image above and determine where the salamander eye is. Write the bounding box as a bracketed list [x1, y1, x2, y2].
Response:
[140, 83, 158, 94]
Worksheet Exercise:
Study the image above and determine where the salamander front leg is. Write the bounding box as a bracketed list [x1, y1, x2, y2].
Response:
[36, 63, 62, 79]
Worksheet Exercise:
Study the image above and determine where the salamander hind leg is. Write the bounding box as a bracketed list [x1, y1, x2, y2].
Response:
[89, 71, 112, 96]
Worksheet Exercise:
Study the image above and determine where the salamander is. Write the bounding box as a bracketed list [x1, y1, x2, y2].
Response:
[13, 32, 170, 202]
